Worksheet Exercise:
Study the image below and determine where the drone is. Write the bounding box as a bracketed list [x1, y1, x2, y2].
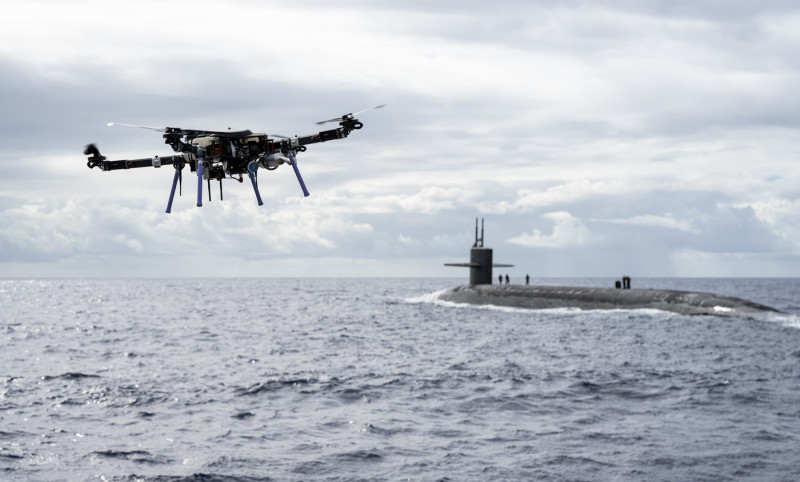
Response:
[84, 105, 384, 213]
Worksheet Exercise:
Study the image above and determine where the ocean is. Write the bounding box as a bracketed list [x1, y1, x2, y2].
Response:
[1, 277, 799, 481]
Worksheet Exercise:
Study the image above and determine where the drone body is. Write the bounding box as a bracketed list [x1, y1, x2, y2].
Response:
[84, 105, 384, 213]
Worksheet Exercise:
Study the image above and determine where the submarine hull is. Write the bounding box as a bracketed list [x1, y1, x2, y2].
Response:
[437, 284, 780, 316]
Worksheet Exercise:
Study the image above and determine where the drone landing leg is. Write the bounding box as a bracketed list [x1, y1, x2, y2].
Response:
[247, 160, 264, 206]
[196, 161, 204, 207]
[288, 151, 310, 197]
[248, 171, 264, 206]
[166, 168, 181, 214]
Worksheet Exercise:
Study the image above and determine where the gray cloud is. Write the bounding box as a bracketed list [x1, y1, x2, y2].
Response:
[1, 1, 799, 277]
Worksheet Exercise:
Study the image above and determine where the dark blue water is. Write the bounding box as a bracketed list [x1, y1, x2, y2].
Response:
[2, 278, 799, 481]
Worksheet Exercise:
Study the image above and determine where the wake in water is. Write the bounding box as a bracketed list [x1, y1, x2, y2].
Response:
[407, 289, 609, 316]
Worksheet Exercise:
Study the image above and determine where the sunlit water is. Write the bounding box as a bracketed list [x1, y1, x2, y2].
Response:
[2, 278, 799, 481]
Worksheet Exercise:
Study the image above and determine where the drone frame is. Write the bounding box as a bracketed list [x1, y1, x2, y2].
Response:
[85, 105, 383, 213]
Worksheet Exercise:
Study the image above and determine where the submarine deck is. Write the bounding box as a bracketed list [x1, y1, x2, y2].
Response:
[437, 284, 780, 316]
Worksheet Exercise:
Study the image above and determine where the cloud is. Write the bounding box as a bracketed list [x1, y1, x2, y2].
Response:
[1, 1, 800, 277]
[507, 211, 594, 248]
[0, 197, 375, 264]
[669, 248, 800, 277]
[738, 198, 800, 254]
[595, 213, 697, 232]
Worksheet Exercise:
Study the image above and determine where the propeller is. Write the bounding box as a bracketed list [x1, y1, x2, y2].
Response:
[84, 143, 106, 169]
[107, 122, 166, 132]
[83, 143, 102, 157]
[108, 122, 253, 139]
[315, 104, 386, 125]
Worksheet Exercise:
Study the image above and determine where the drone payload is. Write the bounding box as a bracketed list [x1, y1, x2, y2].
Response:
[84, 105, 384, 213]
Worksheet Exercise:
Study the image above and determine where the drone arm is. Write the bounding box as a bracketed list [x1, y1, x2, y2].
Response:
[87, 154, 186, 171]
[295, 128, 345, 147]
[270, 121, 366, 198]
[285, 121, 363, 149]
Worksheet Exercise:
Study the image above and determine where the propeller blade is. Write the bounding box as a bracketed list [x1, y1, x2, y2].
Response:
[315, 117, 341, 126]
[181, 129, 253, 139]
[352, 104, 386, 116]
[315, 104, 386, 125]
[107, 122, 166, 132]
[108, 122, 253, 139]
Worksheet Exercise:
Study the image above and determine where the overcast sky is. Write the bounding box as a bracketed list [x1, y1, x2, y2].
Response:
[2, 0, 799, 278]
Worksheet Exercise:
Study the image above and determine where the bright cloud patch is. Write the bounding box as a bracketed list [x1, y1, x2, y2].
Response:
[507, 211, 594, 248]
[596, 214, 696, 232]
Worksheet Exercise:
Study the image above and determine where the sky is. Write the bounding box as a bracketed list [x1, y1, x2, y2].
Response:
[1, 0, 799, 278]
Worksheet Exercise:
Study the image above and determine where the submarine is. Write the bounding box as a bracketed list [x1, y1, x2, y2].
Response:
[437, 219, 780, 316]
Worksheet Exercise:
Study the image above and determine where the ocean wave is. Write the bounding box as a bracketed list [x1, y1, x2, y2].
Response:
[3, 278, 799, 481]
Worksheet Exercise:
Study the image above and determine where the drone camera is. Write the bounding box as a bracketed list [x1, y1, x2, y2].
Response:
[247, 142, 260, 156]
[208, 164, 225, 181]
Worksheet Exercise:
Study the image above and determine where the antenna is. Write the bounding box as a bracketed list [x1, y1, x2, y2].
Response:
[473, 217, 485, 248]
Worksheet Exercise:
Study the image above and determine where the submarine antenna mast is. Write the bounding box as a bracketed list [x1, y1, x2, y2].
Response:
[473, 218, 485, 248]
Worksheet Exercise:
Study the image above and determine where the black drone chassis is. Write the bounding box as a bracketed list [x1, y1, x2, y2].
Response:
[84, 108, 375, 213]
